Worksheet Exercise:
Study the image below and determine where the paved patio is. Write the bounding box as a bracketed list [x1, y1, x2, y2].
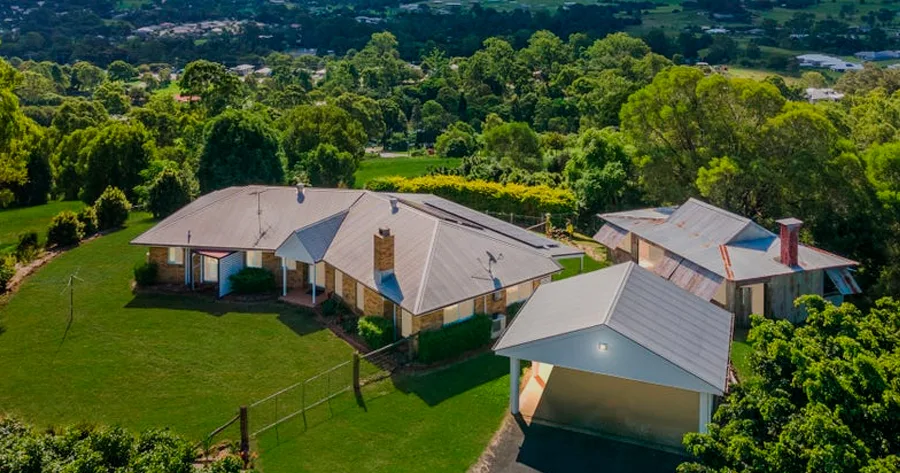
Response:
[279, 288, 330, 308]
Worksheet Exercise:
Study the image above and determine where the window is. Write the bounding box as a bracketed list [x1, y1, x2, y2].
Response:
[459, 299, 474, 319]
[167, 247, 184, 265]
[518, 281, 533, 300]
[506, 285, 519, 303]
[246, 250, 262, 268]
[443, 304, 459, 325]
[334, 269, 343, 296]
[202, 256, 218, 283]
[356, 282, 365, 311]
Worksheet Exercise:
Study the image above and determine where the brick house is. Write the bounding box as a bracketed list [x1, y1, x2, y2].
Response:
[132, 185, 583, 337]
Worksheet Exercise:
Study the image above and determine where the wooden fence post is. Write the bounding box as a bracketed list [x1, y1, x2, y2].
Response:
[239, 406, 249, 462]
[352, 351, 361, 397]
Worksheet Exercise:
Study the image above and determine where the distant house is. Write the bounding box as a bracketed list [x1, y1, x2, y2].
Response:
[232, 64, 255, 76]
[131, 186, 583, 337]
[796, 53, 862, 71]
[495, 262, 733, 451]
[855, 50, 900, 61]
[806, 87, 844, 103]
[593, 198, 860, 325]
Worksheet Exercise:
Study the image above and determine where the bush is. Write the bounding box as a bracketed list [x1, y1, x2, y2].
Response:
[47, 210, 85, 247]
[15, 232, 40, 262]
[77, 205, 99, 235]
[322, 296, 352, 318]
[0, 255, 15, 291]
[229, 267, 276, 294]
[148, 168, 192, 219]
[358, 316, 394, 349]
[506, 301, 525, 319]
[133, 261, 158, 286]
[365, 175, 577, 215]
[417, 314, 492, 364]
[94, 186, 132, 230]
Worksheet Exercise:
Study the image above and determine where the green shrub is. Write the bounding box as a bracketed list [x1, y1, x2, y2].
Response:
[77, 205, 99, 235]
[94, 186, 132, 230]
[322, 296, 352, 318]
[506, 301, 525, 319]
[417, 314, 492, 364]
[0, 255, 15, 292]
[47, 210, 85, 247]
[342, 314, 359, 335]
[15, 232, 40, 262]
[358, 316, 394, 349]
[148, 168, 192, 219]
[365, 175, 577, 215]
[229, 267, 276, 294]
[133, 261, 158, 286]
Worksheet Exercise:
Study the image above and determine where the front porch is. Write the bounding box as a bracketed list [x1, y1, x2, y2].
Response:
[279, 286, 331, 308]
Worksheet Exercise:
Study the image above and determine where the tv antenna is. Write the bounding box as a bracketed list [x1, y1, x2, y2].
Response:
[250, 188, 274, 240]
[58, 268, 84, 349]
[476, 251, 504, 278]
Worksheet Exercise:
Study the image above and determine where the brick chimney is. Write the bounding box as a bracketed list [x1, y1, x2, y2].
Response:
[374, 227, 394, 279]
[776, 218, 803, 267]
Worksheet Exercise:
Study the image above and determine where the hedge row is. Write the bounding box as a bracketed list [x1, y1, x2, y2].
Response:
[365, 175, 577, 215]
[417, 314, 492, 364]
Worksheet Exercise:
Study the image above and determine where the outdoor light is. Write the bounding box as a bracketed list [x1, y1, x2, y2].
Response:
[598, 343, 608, 352]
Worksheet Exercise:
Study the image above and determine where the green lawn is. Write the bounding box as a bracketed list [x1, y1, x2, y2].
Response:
[730, 328, 752, 380]
[552, 254, 609, 281]
[0, 210, 514, 472]
[0, 201, 84, 255]
[354, 157, 461, 189]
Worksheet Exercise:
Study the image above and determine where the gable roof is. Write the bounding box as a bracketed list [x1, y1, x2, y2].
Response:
[494, 262, 734, 393]
[132, 186, 575, 315]
[596, 198, 857, 282]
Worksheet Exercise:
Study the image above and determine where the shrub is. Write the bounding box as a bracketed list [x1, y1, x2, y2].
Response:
[229, 267, 276, 294]
[15, 232, 40, 262]
[506, 301, 525, 319]
[365, 175, 577, 215]
[133, 261, 158, 286]
[417, 314, 492, 364]
[77, 205, 99, 236]
[148, 168, 192, 219]
[322, 296, 352, 318]
[342, 314, 359, 335]
[94, 186, 132, 230]
[0, 255, 15, 291]
[358, 316, 394, 349]
[47, 210, 85, 247]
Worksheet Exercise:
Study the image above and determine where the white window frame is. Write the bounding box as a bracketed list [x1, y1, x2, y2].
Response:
[506, 285, 519, 303]
[356, 282, 365, 311]
[334, 269, 343, 297]
[246, 250, 263, 268]
[167, 247, 184, 265]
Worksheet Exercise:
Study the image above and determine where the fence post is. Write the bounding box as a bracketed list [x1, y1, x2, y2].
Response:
[352, 351, 361, 397]
[239, 406, 249, 463]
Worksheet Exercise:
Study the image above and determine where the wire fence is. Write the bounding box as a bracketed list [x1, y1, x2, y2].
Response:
[482, 210, 602, 237]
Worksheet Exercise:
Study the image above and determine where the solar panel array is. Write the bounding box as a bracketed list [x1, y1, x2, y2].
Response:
[423, 199, 558, 249]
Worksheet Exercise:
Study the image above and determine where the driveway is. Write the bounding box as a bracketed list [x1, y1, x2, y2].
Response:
[470, 416, 686, 473]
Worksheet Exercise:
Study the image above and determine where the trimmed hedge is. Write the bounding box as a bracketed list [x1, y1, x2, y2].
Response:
[417, 313, 492, 364]
[133, 261, 158, 286]
[47, 211, 85, 247]
[229, 267, 276, 294]
[358, 316, 394, 349]
[365, 175, 577, 215]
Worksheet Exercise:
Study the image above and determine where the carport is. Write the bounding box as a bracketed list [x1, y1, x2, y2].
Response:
[494, 262, 734, 451]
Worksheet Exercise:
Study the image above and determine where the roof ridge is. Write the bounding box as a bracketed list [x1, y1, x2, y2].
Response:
[601, 262, 635, 325]
[412, 220, 441, 314]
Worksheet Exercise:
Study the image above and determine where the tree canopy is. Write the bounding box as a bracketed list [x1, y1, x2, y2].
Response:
[198, 109, 284, 192]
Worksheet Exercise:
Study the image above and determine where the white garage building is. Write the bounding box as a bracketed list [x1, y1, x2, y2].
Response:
[494, 262, 734, 451]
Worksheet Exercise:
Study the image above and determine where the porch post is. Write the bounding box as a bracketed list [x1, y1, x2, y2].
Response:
[509, 357, 520, 414]
[281, 257, 287, 297]
[699, 392, 713, 434]
[184, 249, 191, 286]
[312, 263, 317, 304]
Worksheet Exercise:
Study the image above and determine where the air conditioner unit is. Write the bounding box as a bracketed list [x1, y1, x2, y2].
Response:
[490, 313, 507, 340]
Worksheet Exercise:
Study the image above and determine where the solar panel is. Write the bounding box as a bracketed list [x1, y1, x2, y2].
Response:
[423, 199, 558, 249]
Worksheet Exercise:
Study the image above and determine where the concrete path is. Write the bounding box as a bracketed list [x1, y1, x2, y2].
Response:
[470, 416, 686, 473]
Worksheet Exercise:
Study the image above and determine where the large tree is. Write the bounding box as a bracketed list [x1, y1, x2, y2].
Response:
[198, 110, 284, 192]
[482, 121, 542, 171]
[681, 297, 900, 473]
[279, 104, 366, 168]
[81, 121, 155, 203]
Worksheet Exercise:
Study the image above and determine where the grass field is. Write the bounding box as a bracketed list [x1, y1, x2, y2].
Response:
[552, 254, 608, 281]
[730, 328, 752, 380]
[0, 201, 84, 255]
[0, 207, 514, 472]
[354, 157, 461, 189]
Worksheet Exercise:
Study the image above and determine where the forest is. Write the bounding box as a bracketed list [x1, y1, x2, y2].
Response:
[3, 28, 900, 471]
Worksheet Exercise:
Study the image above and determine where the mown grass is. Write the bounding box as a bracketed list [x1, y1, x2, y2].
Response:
[0, 201, 84, 255]
[354, 157, 461, 189]
[730, 328, 753, 380]
[552, 253, 609, 281]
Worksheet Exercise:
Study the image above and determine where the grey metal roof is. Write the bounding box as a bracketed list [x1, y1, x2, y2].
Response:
[494, 262, 734, 392]
[133, 186, 569, 315]
[596, 198, 858, 282]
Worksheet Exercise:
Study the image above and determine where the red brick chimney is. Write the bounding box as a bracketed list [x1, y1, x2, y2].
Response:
[776, 218, 803, 267]
[374, 227, 394, 279]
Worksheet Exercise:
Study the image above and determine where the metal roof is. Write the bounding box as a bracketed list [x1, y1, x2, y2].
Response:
[133, 186, 569, 315]
[494, 262, 734, 392]
[596, 198, 858, 282]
